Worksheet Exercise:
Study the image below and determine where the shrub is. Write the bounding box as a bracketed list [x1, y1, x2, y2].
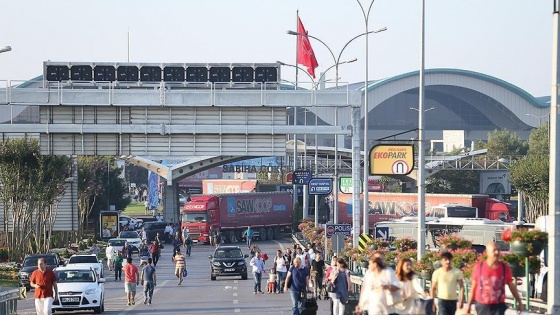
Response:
[438, 234, 472, 249]
[392, 237, 417, 252]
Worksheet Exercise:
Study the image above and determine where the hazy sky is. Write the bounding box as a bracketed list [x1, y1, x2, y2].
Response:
[0, 1, 552, 97]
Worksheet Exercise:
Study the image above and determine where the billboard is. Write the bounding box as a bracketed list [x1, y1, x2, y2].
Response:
[100, 211, 119, 239]
[480, 171, 511, 196]
[369, 144, 414, 175]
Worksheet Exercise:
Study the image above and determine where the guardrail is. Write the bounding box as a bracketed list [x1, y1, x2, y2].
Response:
[0, 288, 18, 315]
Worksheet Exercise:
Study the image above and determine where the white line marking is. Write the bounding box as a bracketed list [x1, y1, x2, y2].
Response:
[233, 293, 238, 297]
[235, 308, 241, 312]
[272, 240, 286, 252]
[233, 299, 239, 304]
[117, 279, 170, 315]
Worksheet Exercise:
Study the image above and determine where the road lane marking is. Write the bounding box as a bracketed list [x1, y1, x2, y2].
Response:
[117, 280, 170, 315]
[233, 292, 238, 296]
[235, 308, 241, 312]
[233, 299, 238, 304]
[272, 240, 286, 252]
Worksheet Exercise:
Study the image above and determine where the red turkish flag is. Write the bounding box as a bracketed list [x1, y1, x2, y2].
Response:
[296, 17, 319, 79]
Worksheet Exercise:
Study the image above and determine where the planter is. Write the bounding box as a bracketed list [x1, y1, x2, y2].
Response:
[508, 263, 525, 277]
[420, 270, 432, 280]
[529, 241, 545, 256]
[510, 240, 529, 257]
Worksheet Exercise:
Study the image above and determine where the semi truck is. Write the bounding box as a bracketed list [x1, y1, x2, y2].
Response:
[336, 193, 513, 232]
[181, 192, 293, 244]
[202, 179, 258, 194]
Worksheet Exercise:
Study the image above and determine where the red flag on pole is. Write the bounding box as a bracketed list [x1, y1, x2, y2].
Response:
[296, 17, 319, 79]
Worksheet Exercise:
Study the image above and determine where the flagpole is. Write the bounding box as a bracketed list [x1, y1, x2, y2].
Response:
[295, 10, 300, 87]
[293, 10, 300, 216]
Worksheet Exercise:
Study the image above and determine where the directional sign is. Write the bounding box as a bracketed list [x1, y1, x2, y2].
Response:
[325, 224, 352, 239]
[339, 177, 363, 194]
[309, 178, 333, 195]
[375, 227, 390, 240]
[279, 185, 303, 196]
[292, 170, 312, 185]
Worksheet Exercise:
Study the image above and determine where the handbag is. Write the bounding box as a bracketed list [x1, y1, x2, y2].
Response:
[182, 269, 188, 278]
[326, 282, 335, 293]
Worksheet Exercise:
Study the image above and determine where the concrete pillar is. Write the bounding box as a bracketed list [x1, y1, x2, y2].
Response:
[163, 182, 180, 223]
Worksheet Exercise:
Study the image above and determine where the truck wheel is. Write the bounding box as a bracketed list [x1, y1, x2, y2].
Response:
[273, 227, 281, 239]
[259, 228, 267, 241]
[228, 231, 237, 244]
[266, 228, 274, 241]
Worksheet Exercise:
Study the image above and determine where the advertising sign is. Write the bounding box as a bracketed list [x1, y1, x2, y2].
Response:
[100, 211, 119, 239]
[308, 178, 333, 195]
[369, 144, 414, 175]
[479, 171, 511, 196]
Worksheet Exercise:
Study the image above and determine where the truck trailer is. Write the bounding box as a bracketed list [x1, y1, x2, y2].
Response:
[182, 192, 293, 244]
[336, 192, 512, 232]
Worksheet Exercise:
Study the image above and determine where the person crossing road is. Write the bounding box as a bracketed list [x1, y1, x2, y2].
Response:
[243, 226, 254, 249]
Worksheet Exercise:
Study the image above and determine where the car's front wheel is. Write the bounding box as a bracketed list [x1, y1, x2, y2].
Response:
[211, 274, 216, 281]
[241, 272, 248, 280]
[93, 296, 103, 314]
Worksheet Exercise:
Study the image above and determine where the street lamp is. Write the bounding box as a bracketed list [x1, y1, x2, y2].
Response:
[0, 46, 11, 54]
[278, 58, 357, 90]
[526, 113, 550, 126]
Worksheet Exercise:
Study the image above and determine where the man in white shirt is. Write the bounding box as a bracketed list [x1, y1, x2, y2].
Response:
[164, 224, 173, 243]
[249, 251, 266, 294]
[307, 244, 316, 261]
[106, 243, 115, 271]
[295, 247, 309, 269]
[141, 227, 147, 242]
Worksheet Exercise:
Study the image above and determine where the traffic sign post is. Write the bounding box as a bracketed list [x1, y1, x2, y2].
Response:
[325, 224, 352, 238]
[339, 177, 362, 194]
[293, 170, 312, 185]
[309, 178, 333, 195]
[375, 227, 390, 240]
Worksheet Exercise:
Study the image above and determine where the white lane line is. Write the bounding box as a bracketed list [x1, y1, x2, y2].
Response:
[117, 279, 170, 315]
[233, 299, 239, 304]
[233, 293, 238, 297]
[235, 308, 241, 312]
[272, 240, 286, 252]
[233, 286, 237, 290]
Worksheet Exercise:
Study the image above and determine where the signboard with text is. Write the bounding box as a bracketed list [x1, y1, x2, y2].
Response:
[292, 170, 312, 185]
[339, 177, 363, 194]
[308, 178, 333, 195]
[325, 224, 352, 238]
[369, 144, 414, 175]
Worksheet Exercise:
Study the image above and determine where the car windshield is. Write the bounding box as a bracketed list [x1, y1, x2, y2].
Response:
[182, 213, 207, 223]
[214, 249, 243, 259]
[68, 256, 98, 264]
[55, 270, 96, 283]
[108, 239, 126, 247]
[119, 231, 139, 238]
[23, 257, 57, 267]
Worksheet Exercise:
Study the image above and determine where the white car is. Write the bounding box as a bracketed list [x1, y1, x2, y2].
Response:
[119, 231, 142, 252]
[119, 215, 143, 229]
[52, 266, 105, 314]
[65, 254, 104, 278]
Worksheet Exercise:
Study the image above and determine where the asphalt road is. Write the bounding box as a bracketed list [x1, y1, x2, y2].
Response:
[16, 238, 334, 315]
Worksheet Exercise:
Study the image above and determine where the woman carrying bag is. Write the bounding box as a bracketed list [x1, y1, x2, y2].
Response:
[356, 251, 401, 315]
[330, 258, 352, 315]
[395, 258, 430, 314]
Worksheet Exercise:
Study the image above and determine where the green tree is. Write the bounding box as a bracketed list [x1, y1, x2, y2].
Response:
[509, 154, 548, 222]
[528, 122, 549, 156]
[426, 170, 480, 194]
[477, 129, 528, 160]
[0, 139, 71, 260]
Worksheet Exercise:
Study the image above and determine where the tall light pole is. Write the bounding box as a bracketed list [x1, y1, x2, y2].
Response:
[0, 46, 11, 54]
[416, 0, 427, 261]
[548, 1, 560, 313]
[356, 0, 376, 235]
[526, 113, 550, 126]
[287, 26, 386, 240]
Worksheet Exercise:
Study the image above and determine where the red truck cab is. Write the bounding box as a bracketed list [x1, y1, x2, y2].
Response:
[182, 195, 218, 243]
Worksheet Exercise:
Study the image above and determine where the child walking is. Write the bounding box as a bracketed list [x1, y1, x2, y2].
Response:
[267, 268, 277, 293]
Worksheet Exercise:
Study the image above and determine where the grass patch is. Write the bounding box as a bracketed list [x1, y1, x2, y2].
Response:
[122, 202, 149, 216]
[0, 279, 17, 287]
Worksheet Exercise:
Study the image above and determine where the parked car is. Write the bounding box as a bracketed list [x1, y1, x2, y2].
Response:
[65, 254, 104, 278]
[18, 253, 64, 291]
[209, 245, 248, 281]
[142, 221, 168, 243]
[52, 266, 105, 314]
[118, 231, 142, 252]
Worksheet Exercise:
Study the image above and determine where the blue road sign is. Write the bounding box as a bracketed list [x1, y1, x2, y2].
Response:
[308, 178, 333, 195]
[325, 224, 352, 239]
[279, 185, 304, 196]
[292, 170, 312, 185]
[375, 227, 390, 240]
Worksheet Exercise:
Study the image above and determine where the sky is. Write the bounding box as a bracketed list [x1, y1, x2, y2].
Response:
[0, 1, 552, 97]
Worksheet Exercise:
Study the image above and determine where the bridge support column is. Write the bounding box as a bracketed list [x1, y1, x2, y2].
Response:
[163, 182, 180, 223]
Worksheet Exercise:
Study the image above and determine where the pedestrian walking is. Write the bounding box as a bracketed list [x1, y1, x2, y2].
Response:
[464, 242, 524, 315]
[430, 251, 465, 315]
[284, 248, 293, 267]
[329, 257, 352, 315]
[250, 251, 266, 294]
[90, 243, 100, 256]
[185, 236, 193, 256]
[122, 257, 139, 306]
[311, 252, 326, 300]
[140, 258, 157, 305]
[172, 235, 183, 257]
[29, 258, 58, 315]
[141, 227, 147, 242]
[295, 247, 309, 269]
[106, 243, 115, 271]
[250, 243, 261, 258]
[355, 251, 401, 315]
[267, 268, 277, 293]
[172, 248, 186, 285]
[274, 250, 288, 293]
[243, 226, 254, 249]
[150, 240, 161, 266]
[395, 257, 429, 314]
[284, 257, 309, 315]
[114, 251, 123, 281]
[164, 223, 173, 243]
[326, 256, 338, 315]
[122, 242, 133, 260]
